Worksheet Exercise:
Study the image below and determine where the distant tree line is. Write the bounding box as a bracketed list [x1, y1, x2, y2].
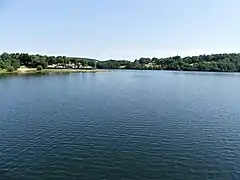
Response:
[0, 53, 97, 71]
[1, 52, 240, 72]
[99, 53, 240, 72]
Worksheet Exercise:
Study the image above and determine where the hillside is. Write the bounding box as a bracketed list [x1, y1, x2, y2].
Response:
[1, 52, 240, 72]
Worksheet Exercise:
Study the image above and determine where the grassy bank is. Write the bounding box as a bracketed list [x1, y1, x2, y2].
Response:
[0, 69, 7, 74]
[0, 66, 106, 75]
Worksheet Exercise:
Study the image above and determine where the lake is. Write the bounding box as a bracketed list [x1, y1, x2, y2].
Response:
[1, 70, 240, 180]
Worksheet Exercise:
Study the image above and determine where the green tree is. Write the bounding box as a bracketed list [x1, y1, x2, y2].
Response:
[197, 62, 209, 71]
[6, 66, 15, 72]
[1, 52, 10, 61]
[19, 53, 31, 65]
[227, 62, 236, 72]
[37, 65, 43, 70]
[0, 60, 6, 69]
[11, 59, 20, 70]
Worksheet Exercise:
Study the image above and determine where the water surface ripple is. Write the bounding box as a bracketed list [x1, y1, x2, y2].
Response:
[1, 71, 240, 180]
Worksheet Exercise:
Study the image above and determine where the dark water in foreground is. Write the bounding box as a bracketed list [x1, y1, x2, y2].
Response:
[1, 71, 240, 180]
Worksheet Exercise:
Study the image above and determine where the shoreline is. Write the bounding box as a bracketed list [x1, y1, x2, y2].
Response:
[0, 68, 107, 75]
[1, 67, 239, 76]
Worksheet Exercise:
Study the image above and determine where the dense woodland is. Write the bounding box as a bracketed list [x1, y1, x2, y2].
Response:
[1, 52, 240, 72]
[0, 53, 97, 71]
[102, 53, 240, 72]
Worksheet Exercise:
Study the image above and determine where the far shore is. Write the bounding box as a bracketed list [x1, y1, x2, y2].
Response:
[0, 66, 107, 75]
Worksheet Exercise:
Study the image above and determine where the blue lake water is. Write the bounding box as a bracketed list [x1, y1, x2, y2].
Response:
[1, 70, 240, 180]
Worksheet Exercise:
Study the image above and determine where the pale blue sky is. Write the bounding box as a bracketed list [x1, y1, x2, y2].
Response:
[1, 0, 240, 60]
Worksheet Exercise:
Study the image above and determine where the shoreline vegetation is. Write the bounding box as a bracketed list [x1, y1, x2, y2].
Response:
[1, 52, 240, 75]
[0, 66, 104, 75]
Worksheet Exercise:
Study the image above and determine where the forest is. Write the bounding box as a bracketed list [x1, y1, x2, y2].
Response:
[101, 53, 240, 72]
[1, 52, 240, 72]
[0, 53, 97, 72]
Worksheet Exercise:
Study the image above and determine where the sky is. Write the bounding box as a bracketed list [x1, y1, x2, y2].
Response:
[1, 0, 240, 60]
